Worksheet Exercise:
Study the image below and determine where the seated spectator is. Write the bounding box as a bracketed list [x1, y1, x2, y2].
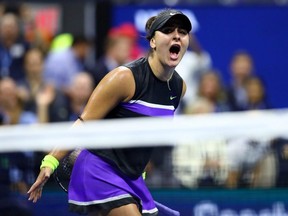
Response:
[270, 137, 288, 188]
[0, 152, 33, 216]
[43, 35, 90, 94]
[197, 153, 222, 188]
[114, 22, 144, 61]
[225, 138, 271, 188]
[35, 71, 94, 123]
[0, 77, 37, 124]
[91, 23, 141, 86]
[0, 12, 30, 81]
[0, 77, 37, 216]
[17, 47, 69, 123]
[226, 50, 254, 111]
[242, 75, 270, 110]
[184, 69, 231, 114]
[19, 3, 54, 54]
[66, 71, 94, 121]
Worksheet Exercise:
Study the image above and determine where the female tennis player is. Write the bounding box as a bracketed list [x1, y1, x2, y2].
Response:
[28, 9, 191, 216]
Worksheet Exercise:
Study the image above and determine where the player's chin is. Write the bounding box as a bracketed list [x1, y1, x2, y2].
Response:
[167, 58, 181, 68]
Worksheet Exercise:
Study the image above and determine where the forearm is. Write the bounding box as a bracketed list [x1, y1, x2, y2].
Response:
[46, 119, 84, 161]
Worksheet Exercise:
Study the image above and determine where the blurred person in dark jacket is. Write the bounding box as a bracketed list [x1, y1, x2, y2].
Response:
[0, 12, 30, 82]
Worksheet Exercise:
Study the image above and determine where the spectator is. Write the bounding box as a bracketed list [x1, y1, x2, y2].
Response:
[175, 33, 212, 113]
[226, 50, 254, 111]
[0, 77, 37, 216]
[114, 22, 144, 61]
[17, 47, 46, 112]
[197, 152, 222, 188]
[271, 137, 288, 188]
[184, 69, 230, 114]
[17, 47, 69, 123]
[183, 98, 214, 115]
[0, 152, 33, 216]
[242, 75, 270, 110]
[225, 138, 271, 188]
[172, 139, 227, 188]
[33, 71, 94, 123]
[43, 35, 90, 94]
[91, 23, 142, 86]
[19, 3, 53, 54]
[0, 77, 37, 124]
[0, 12, 30, 81]
[66, 72, 94, 121]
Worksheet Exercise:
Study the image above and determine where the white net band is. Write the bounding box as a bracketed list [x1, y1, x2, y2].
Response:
[1, 109, 288, 152]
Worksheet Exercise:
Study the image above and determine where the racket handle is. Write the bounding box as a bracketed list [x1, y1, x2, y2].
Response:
[155, 200, 180, 216]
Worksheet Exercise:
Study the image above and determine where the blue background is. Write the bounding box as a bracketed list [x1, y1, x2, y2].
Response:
[112, 5, 288, 109]
[33, 188, 288, 215]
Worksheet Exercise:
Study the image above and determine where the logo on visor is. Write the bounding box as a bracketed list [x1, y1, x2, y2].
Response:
[170, 12, 176, 16]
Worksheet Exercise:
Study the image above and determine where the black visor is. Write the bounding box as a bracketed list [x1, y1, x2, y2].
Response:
[147, 9, 192, 39]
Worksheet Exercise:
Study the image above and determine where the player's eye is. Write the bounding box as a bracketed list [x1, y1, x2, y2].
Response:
[159, 27, 188, 35]
[178, 28, 188, 35]
[159, 27, 175, 34]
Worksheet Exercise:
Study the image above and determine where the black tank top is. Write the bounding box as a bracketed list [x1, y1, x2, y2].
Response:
[90, 57, 183, 178]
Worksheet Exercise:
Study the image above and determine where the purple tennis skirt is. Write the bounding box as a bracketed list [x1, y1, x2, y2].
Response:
[68, 149, 158, 215]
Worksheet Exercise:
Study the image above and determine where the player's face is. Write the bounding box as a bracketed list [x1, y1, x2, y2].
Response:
[151, 19, 189, 68]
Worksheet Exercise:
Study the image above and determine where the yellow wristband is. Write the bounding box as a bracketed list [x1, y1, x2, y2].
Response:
[142, 172, 146, 180]
[40, 155, 59, 172]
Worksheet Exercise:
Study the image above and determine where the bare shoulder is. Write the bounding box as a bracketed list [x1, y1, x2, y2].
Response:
[103, 66, 134, 85]
[95, 66, 135, 102]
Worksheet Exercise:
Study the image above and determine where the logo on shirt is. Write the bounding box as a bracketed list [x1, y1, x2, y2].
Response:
[170, 96, 177, 100]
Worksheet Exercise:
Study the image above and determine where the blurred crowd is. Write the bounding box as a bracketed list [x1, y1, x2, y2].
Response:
[0, 2, 287, 215]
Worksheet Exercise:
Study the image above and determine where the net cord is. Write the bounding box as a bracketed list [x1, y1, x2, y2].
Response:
[0, 109, 287, 152]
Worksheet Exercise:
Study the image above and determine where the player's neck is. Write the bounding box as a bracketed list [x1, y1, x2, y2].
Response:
[148, 56, 174, 81]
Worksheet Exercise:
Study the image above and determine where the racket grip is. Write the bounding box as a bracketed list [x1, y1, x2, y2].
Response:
[155, 200, 180, 216]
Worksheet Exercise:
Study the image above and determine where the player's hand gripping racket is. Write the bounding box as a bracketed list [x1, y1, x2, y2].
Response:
[53, 149, 180, 216]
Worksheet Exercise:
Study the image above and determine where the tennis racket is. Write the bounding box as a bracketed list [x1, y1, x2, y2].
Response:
[53, 149, 180, 216]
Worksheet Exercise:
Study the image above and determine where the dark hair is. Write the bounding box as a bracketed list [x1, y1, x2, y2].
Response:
[145, 16, 157, 40]
[71, 35, 89, 47]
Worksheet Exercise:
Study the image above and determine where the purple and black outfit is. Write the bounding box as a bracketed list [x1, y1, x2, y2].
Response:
[68, 57, 183, 215]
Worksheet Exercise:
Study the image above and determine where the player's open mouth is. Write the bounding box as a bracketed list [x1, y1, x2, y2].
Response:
[169, 44, 180, 60]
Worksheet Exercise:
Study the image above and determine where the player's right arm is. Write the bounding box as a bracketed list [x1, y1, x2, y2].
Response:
[28, 66, 135, 202]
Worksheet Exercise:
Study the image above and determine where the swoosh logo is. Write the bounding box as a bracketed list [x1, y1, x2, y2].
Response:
[170, 12, 176, 16]
[170, 96, 177, 100]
